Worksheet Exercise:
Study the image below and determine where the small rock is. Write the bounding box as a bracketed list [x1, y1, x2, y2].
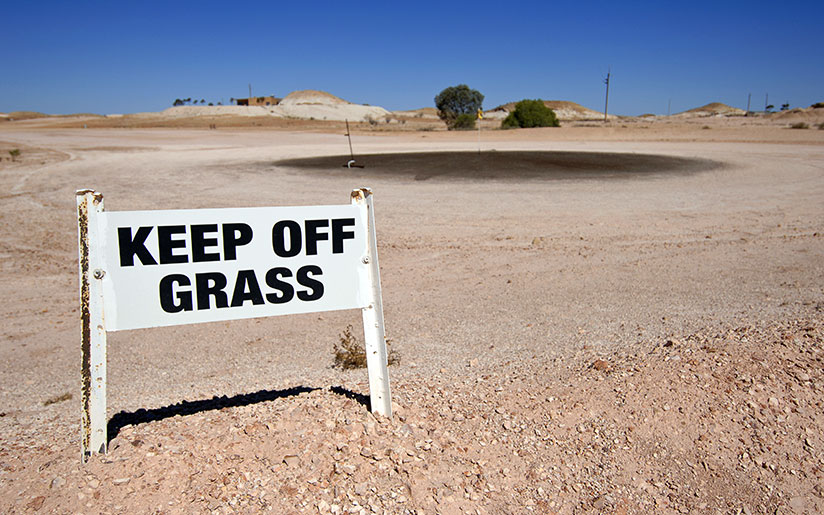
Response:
[283, 454, 300, 467]
[87, 478, 100, 489]
[26, 496, 45, 511]
[796, 372, 811, 382]
[397, 424, 414, 437]
[789, 496, 806, 511]
[113, 478, 130, 485]
[768, 397, 779, 408]
[360, 447, 372, 458]
[317, 500, 330, 513]
[592, 359, 612, 373]
[50, 477, 65, 489]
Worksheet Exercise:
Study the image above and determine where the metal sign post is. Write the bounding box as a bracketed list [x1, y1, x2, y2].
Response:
[351, 188, 392, 417]
[76, 190, 108, 461]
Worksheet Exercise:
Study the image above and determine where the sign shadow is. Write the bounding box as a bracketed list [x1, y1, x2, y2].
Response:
[107, 385, 318, 442]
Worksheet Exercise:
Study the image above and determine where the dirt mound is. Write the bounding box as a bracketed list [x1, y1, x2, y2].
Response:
[6, 111, 49, 120]
[279, 90, 350, 106]
[675, 103, 746, 117]
[768, 107, 824, 124]
[2, 319, 821, 513]
[392, 107, 439, 119]
[488, 100, 608, 121]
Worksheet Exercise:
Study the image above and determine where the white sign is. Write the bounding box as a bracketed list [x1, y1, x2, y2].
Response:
[101, 205, 369, 331]
[76, 189, 392, 462]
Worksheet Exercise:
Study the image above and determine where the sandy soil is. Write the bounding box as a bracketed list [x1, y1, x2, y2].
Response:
[0, 120, 822, 514]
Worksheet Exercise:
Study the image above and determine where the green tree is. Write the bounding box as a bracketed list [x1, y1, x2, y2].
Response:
[501, 99, 560, 129]
[9, 149, 21, 161]
[434, 84, 483, 130]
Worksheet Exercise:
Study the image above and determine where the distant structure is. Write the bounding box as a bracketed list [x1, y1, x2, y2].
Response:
[235, 96, 280, 106]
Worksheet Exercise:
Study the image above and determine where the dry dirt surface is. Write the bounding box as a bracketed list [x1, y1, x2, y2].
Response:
[0, 121, 823, 514]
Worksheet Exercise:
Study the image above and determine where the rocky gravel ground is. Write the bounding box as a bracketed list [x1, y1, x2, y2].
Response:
[2, 317, 822, 514]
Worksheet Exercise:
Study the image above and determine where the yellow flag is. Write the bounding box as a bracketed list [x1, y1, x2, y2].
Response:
[477, 108, 484, 119]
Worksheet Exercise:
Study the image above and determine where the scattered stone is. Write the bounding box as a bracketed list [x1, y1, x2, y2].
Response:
[592, 359, 612, 373]
[26, 496, 45, 511]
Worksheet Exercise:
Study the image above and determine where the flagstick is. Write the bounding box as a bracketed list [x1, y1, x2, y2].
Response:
[477, 109, 482, 155]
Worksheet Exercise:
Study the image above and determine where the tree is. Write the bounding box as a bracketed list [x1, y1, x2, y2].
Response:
[781, 103, 790, 111]
[9, 149, 21, 161]
[173, 98, 185, 106]
[434, 84, 483, 130]
[501, 99, 560, 129]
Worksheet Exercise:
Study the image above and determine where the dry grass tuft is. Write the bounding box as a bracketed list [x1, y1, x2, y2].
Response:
[333, 324, 400, 370]
[43, 392, 72, 406]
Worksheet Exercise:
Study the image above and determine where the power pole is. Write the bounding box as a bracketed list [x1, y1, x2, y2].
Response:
[249, 83, 252, 101]
[765, 93, 768, 111]
[603, 69, 611, 122]
[746, 93, 751, 116]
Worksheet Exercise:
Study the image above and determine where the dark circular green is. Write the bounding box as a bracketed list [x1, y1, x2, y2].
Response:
[274, 151, 721, 182]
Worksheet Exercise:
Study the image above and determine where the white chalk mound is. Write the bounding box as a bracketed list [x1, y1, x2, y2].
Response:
[145, 90, 391, 122]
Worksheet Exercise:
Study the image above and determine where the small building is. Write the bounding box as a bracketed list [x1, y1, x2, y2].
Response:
[235, 96, 280, 107]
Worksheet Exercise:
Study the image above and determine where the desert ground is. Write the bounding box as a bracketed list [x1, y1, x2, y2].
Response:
[0, 113, 823, 514]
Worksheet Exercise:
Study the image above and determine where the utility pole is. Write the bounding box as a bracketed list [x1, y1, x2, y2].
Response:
[746, 93, 751, 116]
[603, 69, 611, 122]
[765, 93, 768, 111]
[249, 83, 252, 101]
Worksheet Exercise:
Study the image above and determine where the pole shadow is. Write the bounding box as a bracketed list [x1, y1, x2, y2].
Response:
[329, 385, 371, 410]
[107, 385, 318, 442]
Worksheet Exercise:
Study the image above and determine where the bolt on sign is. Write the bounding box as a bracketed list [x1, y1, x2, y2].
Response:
[76, 188, 391, 462]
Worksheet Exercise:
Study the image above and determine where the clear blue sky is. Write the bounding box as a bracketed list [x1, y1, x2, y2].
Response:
[2, 0, 821, 115]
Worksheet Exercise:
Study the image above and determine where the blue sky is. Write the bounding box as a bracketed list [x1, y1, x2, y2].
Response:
[2, 0, 821, 115]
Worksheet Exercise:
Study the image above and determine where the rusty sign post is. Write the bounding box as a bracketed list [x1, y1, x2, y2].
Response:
[76, 190, 108, 460]
[75, 188, 392, 462]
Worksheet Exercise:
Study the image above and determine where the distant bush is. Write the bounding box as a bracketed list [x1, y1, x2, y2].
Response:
[811, 102, 824, 109]
[501, 99, 560, 129]
[818, 122, 824, 130]
[435, 84, 483, 130]
[9, 149, 20, 161]
[452, 113, 476, 130]
[790, 122, 809, 129]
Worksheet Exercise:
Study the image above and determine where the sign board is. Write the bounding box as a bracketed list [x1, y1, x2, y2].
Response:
[77, 188, 392, 461]
[102, 205, 369, 331]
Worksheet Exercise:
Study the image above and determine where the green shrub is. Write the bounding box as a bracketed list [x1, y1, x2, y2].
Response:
[790, 122, 809, 129]
[434, 84, 483, 130]
[817, 122, 824, 130]
[501, 99, 560, 129]
[811, 102, 824, 109]
[8, 149, 20, 161]
[452, 113, 476, 130]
